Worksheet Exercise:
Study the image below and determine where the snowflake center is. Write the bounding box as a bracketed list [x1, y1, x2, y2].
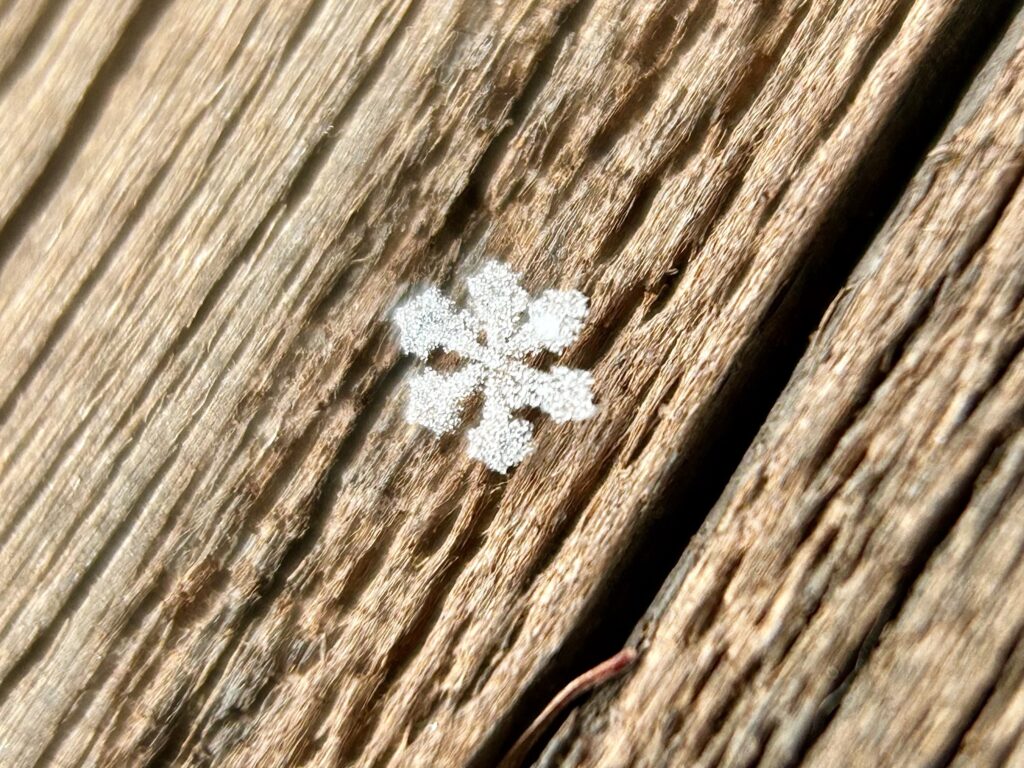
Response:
[475, 342, 507, 370]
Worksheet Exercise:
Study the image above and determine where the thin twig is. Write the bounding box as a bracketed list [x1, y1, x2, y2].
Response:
[498, 647, 638, 768]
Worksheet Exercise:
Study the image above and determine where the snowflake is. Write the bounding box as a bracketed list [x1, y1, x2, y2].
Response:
[394, 261, 596, 473]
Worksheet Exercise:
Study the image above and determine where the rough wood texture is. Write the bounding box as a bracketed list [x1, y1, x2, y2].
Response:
[0, 0, 1018, 766]
[542, 9, 1024, 767]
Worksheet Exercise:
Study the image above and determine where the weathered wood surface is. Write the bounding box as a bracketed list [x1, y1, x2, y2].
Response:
[542, 10, 1024, 767]
[0, 0, 1018, 767]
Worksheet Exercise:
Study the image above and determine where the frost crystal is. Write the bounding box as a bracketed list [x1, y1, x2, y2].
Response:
[394, 261, 596, 473]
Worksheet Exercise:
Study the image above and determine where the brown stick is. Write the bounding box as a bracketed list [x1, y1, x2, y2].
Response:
[498, 648, 638, 768]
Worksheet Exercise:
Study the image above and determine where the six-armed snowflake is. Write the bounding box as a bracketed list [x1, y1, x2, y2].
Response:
[394, 261, 596, 472]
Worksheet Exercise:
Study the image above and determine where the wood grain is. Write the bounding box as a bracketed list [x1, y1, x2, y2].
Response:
[0, 0, 1016, 766]
[541, 8, 1024, 766]
[0, 0, 144, 230]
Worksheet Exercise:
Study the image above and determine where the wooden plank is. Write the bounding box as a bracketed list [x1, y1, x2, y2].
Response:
[541, 10, 1024, 766]
[0, 0, 1012, 766]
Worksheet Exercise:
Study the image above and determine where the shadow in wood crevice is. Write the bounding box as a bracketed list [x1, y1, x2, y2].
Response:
[334, 482, 511, 763]
[818, 0, 919, 142]
[137, 355, 410, 766]
[798, 419, 1023, 764]
[276, 0, 330, 74]
[0, 442, 181, 704]
[469, 0, 1024, 765]
[0, 0, 175, 259]
[950, 159, 1024, 279]
[932, 621, 1024, 768]
[30, 569, 173, 767]
[800, 278, 942, 482]
[276, 0, 424, 216]
[431, 0, 596, 249]
[586, 0, 719, 162]
[0, 0, 70, 99]
[0, 115, 197, 435]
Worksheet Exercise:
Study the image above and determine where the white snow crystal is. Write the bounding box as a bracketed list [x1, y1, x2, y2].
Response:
[394, 261, 596, 473]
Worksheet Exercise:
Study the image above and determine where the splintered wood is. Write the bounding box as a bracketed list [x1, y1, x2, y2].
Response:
[0, 0, 1019, 766]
